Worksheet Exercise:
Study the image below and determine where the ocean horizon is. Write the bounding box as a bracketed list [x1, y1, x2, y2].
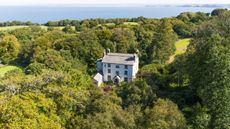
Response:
[0, 6, 228, 23]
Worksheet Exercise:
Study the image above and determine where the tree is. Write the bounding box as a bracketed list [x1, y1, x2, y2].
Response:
[211, 8, 229, 16]
[187, 13, 230, 128]
[82, 89, 137, 129]
[148, 20, 177, 63]
[78, 30, 104, 74]
[32, 49, 72, 71]
[112, 28, 137, 53]
[187, 34, 230, 129]
[134, 26, 155, 65]
[96, 30, 116, 52]
[0, 35, 21, 64]
[62, 25, 74, 33]
[188, 103, 211, 129]
[117, 79, 157, 109]
[0, 92, 62, 129]
[142, 99, 187, 129]
[172, 20, 193, 38]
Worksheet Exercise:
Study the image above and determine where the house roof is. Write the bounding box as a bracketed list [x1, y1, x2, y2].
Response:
[93, 73, 103, 82]
[102, 53, 137, 65]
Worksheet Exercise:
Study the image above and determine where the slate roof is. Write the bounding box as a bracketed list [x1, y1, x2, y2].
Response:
[102, 53, 136, 65]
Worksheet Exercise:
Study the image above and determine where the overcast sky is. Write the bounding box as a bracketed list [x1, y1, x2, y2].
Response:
[1, 0, 230, 6]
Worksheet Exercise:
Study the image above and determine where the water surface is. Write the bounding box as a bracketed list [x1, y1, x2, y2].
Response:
[0, 6, 221, 23]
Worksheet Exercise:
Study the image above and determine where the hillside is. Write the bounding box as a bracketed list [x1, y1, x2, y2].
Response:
[0, 8, 229, 129]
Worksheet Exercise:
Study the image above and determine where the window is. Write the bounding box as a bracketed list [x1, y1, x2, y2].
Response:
[116, 71, 119, 76]
[108, 75, 111, 81]
[124, 77, 128, 82]
[125, 65, 128, 69]
[124, 71, 128, 75]
[108, 64, 111, 67]
[108, 69, 111, 73]
[116, 65, 120, 68]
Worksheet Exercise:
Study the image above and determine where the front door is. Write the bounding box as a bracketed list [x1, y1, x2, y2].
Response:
[113, 76, 120, 84]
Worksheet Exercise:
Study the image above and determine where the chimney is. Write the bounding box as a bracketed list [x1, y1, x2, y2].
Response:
[134, 54, 137, 62]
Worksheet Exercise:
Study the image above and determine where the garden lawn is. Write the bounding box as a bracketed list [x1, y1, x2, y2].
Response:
[167, 38, 191, 64]
[0, 66, 20, 77]
[175, 38, 191, 55]
[0, 26, 28, 31]
[0, 26, 75, 31]
[123, 22, 139, 26]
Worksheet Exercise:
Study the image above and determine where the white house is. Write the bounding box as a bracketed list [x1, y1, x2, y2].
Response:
[93, 50, 139, 86]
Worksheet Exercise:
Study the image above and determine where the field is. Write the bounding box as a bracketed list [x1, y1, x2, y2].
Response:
[0, 65, 20, 77]
[0, 26, 28, 31]
[167, 38, 191, 64]
[0, 25, 74, 31]
[175, 38, 191, 55]
[0, 22, 139, 31]
[123, 22, 139, 26]
[98, 22, 138, 27]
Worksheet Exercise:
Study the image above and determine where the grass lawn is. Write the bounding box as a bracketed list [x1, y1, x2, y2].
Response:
[0, 25, 74, 31]
[175, 38, 191, 55]
[123, 22, 139, 26]
[167, 38, 191, 64]
[0, 66, 20, 77]
[104, 23, 116, 26]
[0, 26, 28, 31]
[40, 26, 75, 30]
[98, 22, 138, 27]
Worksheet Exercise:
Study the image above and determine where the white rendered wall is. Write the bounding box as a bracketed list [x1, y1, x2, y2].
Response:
[102, 63, 134, 82]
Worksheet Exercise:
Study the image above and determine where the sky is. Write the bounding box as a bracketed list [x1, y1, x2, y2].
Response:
[1, 0, 230, 6]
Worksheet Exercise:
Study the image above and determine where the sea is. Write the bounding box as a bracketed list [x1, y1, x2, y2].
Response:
[0, 6, 227, 23]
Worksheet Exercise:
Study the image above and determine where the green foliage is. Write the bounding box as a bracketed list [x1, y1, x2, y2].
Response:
[0, 92, 62, 129]
[112, 28, 137, 53]
[117, 79, 157, 109]
[149, 20, 178, 63]
[177, 12, 210, 23]
[0, 65, 21, 78]
[172, 20, 194, 38]
[62, 25, 75, 33]
[32, 49, 72, 71]
[187, 14, 230, 128]
[1, 10, 228, 129]
[142, 99, 187, 129]
[187, 103, 211, 129]
[83, 89, 137, 129]
[134, 25, 155, 65]
[0, 35, 21, 64]
[25, 62, 46, 75]
[211, 8, 229, 16]
[139, 63, 170, 92]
